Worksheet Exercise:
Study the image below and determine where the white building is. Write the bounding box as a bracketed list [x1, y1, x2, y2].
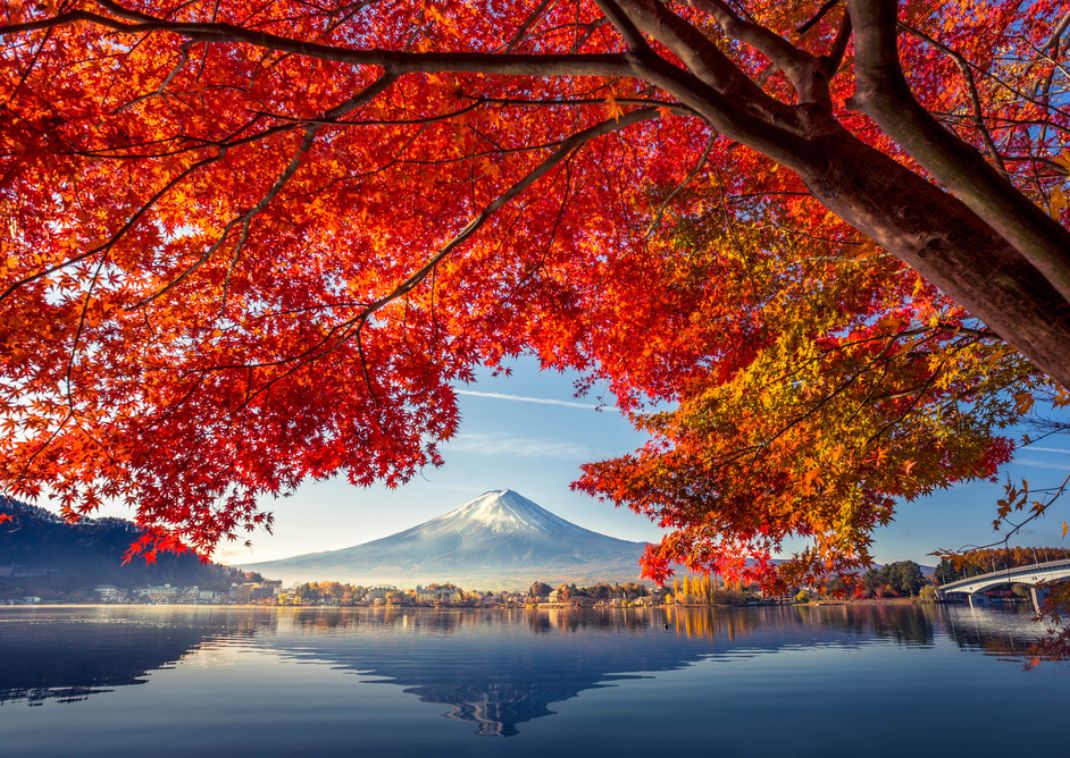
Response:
[365, 586, 395, 602]
[94, 585, 125, 602]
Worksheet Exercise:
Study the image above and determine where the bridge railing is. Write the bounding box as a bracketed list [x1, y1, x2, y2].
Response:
[937, 557, 1070, 592]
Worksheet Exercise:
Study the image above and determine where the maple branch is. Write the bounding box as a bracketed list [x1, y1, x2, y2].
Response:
[860, 339, 980, 448]
[0, 152, 221, 304]
[503, 0, 556, 52]
[939, 472, 1070, 556]
[900, 23, 1009, 179]
[0, 10, 634, 77]
[610, 0, 811, 165]
[797, 0, 841, 34]
[848, 0, 1070, 305]
[115, 40, 192, 112]
[1041, 9, 1070, 52]
[222, 108, 662, 404]
[592, 0, 651, 53]
[569, 18, 612, 54]
[350, 107, 663, 320]
[3, 24, 54, 107]
[817, 11, 852, 79]
[131, 73, 396, 309]
[618, 0, 792, 114]
[686, 0, 831, 106]
[63, 249, 114, 454]
[457, 93, 695, 117]
[257, 99, 483, 127]
[8, 410, 75, 487]
[67, 112, 267, 160]
[646, 132, 715, 237]
[7, 3, 808, 171]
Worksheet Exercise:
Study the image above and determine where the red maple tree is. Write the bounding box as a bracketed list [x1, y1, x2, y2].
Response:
[1, 0, 1068, 588]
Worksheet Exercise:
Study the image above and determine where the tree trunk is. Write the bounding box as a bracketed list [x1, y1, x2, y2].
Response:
[797, 131, 1070, 388]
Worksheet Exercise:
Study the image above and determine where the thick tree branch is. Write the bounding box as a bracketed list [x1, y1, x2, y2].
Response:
[592, 0, 651, 53]
[616, 0, 790, 113]
[612, 0, 814, 166]
[849, 0, 1070, 305]
[0, 10, 633, 77]
[798, 129, 1070, 390]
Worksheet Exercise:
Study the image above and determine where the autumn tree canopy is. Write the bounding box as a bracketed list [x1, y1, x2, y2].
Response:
[1, 0, 1069, 578]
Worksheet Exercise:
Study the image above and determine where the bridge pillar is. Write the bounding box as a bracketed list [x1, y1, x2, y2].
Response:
[1030, 586, 1051, 615]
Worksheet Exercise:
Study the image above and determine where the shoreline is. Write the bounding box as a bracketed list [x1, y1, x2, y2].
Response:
[0, 598, 951, 611]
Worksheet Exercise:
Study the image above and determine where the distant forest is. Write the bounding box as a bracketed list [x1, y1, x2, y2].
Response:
[0, 496, 260, 600]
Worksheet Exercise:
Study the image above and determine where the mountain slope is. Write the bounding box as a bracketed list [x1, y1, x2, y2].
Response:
[241, 490, 648, 588]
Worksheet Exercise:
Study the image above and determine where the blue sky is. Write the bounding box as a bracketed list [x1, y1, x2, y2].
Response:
[213, 355, 1070, 567]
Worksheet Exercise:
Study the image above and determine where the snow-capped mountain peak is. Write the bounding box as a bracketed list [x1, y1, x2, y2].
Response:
[241, 489, 647, 588]
[432, 489, 572, 535]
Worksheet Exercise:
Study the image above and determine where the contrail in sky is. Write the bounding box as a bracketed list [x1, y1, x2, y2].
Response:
[454, 389, 615, 411]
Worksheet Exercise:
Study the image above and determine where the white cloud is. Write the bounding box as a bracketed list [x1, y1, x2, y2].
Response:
[455, 389, 615, 411]
[447, 432, 595, 460]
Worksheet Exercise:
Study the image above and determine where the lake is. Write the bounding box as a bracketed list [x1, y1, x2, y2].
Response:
[0, 604, 1066, 756]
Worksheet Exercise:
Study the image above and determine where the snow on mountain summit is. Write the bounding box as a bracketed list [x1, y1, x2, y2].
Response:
[430, 489, 576, 535]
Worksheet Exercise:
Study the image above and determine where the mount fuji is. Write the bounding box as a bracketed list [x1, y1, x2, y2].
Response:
[239, 490, 649, 588]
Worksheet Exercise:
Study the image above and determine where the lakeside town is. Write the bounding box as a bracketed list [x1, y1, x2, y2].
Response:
[4, 556, 1052, 609]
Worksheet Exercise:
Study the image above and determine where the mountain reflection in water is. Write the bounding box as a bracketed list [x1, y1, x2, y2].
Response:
[0, 604, 1053, 738]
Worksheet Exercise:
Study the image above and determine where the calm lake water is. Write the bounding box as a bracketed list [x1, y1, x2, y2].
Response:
[0, 604, 1066, 756]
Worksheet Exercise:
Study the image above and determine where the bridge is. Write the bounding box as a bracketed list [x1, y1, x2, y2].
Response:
[937, 558, 1070, 612]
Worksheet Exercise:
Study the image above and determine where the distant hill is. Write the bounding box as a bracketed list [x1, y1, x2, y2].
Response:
[0, 496, 259, 599]
[241, 489, 649, 589]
